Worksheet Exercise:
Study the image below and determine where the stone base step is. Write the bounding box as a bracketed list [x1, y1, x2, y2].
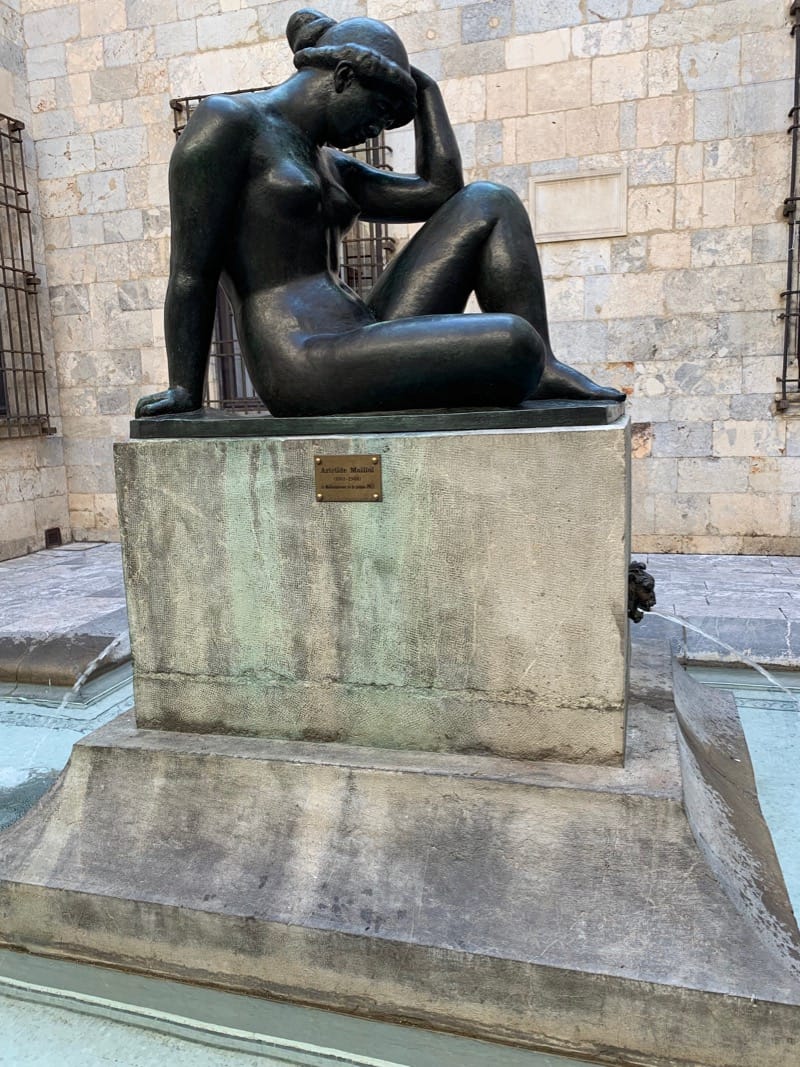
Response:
[1, 710, 799, 1067]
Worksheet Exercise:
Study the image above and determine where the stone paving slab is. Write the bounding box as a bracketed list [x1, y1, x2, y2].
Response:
[0, 544, 129, 686]
[0, 948, 597, 1067]
[639, 553, 800, 665]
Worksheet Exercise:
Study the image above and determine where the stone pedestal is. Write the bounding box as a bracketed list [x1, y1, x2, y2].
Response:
[114, 419, 630, 764]
[2, 412, 800, 1067]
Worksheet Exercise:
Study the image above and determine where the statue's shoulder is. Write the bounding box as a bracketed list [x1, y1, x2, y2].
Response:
[199, 93, 256, 114]
[175, 93, 261, 167]
[189, 93, 257, 131]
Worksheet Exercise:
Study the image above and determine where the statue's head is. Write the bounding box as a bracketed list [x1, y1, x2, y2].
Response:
[287, 8, 417, 145]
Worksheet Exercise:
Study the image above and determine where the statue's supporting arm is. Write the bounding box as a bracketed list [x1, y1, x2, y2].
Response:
[136, 96, 249, 416]
[160, 270, 219, 413]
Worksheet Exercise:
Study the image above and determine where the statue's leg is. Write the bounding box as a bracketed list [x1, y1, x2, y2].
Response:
[368, 181, 624, 403]
[266, 312, 546, 417]
[369, 181, 549, 326]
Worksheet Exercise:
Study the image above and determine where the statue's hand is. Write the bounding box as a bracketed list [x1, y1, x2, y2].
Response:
[135, 386, 200, 418]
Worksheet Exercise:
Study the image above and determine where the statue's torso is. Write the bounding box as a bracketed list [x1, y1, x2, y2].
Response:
[209, 102, 375, 360]
[222, 110, 358, 281]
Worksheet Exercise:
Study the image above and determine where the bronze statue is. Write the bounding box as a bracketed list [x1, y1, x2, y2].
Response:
[135, 8, 623, 419]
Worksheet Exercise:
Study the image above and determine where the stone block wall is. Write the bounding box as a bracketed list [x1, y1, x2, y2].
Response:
[14, 0, 800, 552]
[384, 0, 797, 554]
[0, 0, 68, 561]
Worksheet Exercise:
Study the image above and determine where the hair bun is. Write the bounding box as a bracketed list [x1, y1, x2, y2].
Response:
[286, 8, 336, 53]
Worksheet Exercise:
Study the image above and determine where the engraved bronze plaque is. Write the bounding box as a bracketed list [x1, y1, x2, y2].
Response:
[314, 454, 382, 502]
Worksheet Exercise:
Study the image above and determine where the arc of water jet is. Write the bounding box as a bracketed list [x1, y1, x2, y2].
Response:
[57, 632, 128, 713]
[650, 609, 800, 714]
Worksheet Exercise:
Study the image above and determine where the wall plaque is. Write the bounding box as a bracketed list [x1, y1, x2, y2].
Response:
[529, 168, 627, 243]
[314, 454, 382, 502]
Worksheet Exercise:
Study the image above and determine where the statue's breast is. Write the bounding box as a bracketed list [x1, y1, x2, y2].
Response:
[242, 153, 358, 237]
[319, 172, 360, 233]
[244, 153, 321, 217]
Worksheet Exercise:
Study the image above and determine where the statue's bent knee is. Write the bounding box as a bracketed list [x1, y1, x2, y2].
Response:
[459, 180, 523, 212]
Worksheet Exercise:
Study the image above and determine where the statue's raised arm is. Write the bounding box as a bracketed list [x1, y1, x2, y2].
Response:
[136, 7, 624, 420]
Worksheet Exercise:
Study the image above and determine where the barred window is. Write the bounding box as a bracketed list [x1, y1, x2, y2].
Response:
[170, 90, 396, 413]
[0, 114, 51, 438]
[780, 7, 800, 408]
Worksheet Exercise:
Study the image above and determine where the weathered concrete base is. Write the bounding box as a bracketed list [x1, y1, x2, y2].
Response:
[1, 704, 799, 1067]
[115, 421, 630, 764]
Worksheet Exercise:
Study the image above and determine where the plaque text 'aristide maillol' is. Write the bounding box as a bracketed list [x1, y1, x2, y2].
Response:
[314, 454, 382, 502]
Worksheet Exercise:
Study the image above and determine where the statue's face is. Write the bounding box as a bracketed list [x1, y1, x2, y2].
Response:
[325, 62, 403, 148]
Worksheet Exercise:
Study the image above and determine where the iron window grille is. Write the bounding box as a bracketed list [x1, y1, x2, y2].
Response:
[0, 114, 51, 438]
[781, 2, 800, 409]
[170, 89, 396, 412]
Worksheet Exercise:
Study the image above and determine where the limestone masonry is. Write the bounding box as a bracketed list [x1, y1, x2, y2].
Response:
[0, 0, 798, 557]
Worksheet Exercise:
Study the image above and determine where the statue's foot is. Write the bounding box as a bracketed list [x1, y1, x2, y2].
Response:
[135, 386, 201, 418]
[532, 359, 625, 403]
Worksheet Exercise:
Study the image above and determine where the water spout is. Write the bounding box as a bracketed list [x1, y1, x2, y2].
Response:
[649, 609, 800, 713]
[57, 632, 128, 712]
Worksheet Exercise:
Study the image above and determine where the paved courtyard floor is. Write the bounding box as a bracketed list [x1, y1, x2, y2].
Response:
[0, 946, 592, 1067]
[0, 542, 128, 689]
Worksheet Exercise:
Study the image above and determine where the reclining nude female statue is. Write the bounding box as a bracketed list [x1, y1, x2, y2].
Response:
[135, 8, 623, 419]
